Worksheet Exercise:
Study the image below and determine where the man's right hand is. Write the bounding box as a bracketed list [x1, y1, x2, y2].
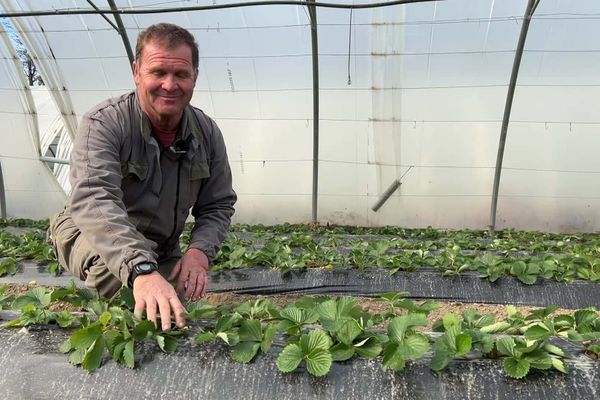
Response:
[132, 272, 186, 330]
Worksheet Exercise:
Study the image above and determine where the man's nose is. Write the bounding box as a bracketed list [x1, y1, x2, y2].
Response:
[162, 74, 178, 91]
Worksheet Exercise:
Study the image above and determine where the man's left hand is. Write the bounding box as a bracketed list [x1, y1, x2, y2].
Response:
[168, 248, 210, 301]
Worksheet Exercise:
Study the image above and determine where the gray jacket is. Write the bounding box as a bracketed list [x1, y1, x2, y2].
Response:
[66, 90, 236, 284]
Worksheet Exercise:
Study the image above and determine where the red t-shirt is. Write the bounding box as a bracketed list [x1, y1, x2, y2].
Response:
[153, 125, 177, 149]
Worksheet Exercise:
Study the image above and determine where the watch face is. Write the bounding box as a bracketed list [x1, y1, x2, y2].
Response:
[137, 263, 156, 273]
[139, 264, 152, 272]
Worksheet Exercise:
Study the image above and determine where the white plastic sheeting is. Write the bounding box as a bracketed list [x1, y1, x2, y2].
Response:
[0, 0, 599, 231]
[0, 23, 66, 219]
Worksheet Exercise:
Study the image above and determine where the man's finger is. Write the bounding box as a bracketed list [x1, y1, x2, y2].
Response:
[146, 298, 158, 328]
[134, 298, 146, 320]
[170, 296, 187, 328]
[184, 273, 198, 300]
[168, 260, 182, 281]
[157, 297, 173, 331]
[200, 273, 208, 298]
[191, 274, 204, 300]
[175, 268, 189, 295]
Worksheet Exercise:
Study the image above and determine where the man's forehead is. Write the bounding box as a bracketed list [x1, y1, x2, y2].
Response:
[141, 39, 193, 62]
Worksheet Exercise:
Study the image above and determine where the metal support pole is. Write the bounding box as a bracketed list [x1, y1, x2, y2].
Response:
[107, 0, 135, 68]
[39, 156, 70, 165]
[308, 0, 320, 223]
[0, 161, 6, 218]
[489, 0, 540, 232]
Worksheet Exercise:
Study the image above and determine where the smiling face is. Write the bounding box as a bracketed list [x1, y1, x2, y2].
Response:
[133, 39, 197, 130]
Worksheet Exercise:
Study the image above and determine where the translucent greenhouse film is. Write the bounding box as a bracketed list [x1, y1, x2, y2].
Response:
[1, 0, 599, 231]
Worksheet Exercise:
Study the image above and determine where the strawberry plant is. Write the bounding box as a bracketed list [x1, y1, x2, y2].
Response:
[0, 257, 17, 277]
[431, 314, 473, 371]
[381, 314, 430, 371]
[276, 329, 333, 376]
[495, 336, 567, 378]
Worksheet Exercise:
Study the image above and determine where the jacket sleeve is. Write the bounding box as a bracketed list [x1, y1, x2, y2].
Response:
[69, 112, 157, 285]
[188, 116, 237, 261]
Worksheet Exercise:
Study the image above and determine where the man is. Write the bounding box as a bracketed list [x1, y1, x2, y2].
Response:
[49, 23, 236, 331]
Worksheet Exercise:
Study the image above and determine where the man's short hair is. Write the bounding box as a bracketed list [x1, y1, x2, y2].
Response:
[136, 23, 199, 73]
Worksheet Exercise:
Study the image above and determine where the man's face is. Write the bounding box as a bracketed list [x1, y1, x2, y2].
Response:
[133, 39, 196, 129]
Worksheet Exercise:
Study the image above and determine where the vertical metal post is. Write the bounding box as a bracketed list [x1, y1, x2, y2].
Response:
[0, 161, 6, 218]
[107, 0, 135, 68]
[489, 0, 540, 232]
[308, 0, 320, 223]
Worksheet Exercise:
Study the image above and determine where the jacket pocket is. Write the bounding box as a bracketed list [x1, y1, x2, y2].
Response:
[191, 160, 210, 180]
[121, 160, 148, 181]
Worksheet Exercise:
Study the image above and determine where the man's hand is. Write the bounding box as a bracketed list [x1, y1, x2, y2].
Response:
[133, 272, 186, 330]
[168, 248, 210, 301]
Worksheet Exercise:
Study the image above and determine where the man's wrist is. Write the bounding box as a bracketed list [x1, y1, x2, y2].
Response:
[128, 262, 158, 288]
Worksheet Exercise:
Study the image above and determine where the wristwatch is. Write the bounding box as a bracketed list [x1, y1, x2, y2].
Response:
[128, 262, 158, 287]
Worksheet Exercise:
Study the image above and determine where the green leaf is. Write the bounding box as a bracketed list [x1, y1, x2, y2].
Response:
[195, 332, 215, 345]
[337, 319, 362, 345]
[133, 320, 156, 340]
[354, 337, 382, 359]
[316, 300, 337, 322]
[517, 274, 537, 285]
[70, 323, 103, 350]
[99, 311, 112, 326]
[387, 314, 427, 343]
[55, 311, 76, 328]
[261, 324, 277, 353]
[525, 324, 552, 340]
[156, 335, 177, 353]
[330, 343, 355, 361]
[239, 319, 262, 342]
[397, 333, 429, 360]
[430, 347, 452, 371]
[480, 321, 511, 334]
[123, 339, 135, 369]
[376, 292, 409, 302]
[276, 344, 303, 373]
[455, 333, 472, 355]
[300, 330, 331, 354]
[59, 338, 73, 354]
[68, 348, 86, 365]
[551, 357, 567, 373]
[504, 357, 530, 379]
[525, 352, 552, 370]
[543, 343, 566, 357]
[575, 309, 598, 328]
[495, 337, 516, 357]
[232, 341, 261, 364]
[11, 287, 52, 311]
[305, 348, 332, 377]
[381, 342, 405, 371]
[215, 313, 241, 333]
[185, 300, 217, 321]
[442, 314, 460, 331]
[82, 336, 105, 372]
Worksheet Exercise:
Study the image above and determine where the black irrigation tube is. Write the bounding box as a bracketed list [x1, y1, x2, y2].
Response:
[209, 267, 600, 309]
[0, 327, 598, 400]
[2, 259, 600, 308]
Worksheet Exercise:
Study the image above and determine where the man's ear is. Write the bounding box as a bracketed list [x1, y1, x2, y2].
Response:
[132, 60, 140, 85]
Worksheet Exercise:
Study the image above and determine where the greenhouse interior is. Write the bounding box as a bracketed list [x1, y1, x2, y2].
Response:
[0, 1, 599, 399]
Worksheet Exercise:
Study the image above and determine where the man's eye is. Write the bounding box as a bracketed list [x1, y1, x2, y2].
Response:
[152, 71, 165, 77]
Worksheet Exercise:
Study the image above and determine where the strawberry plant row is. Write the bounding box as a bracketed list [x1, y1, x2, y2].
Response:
[1, 286, 600, 399]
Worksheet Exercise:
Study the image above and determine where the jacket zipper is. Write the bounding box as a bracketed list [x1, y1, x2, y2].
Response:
[168, 159, 183, 245]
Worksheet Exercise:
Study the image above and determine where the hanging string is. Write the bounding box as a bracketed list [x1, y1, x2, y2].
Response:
[347, 8, 353, 85]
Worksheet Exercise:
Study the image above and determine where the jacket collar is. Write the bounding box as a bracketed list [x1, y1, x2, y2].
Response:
[134, 90, 201, 143]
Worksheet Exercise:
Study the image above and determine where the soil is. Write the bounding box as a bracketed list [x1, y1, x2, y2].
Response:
[1, 284, 590, 331]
